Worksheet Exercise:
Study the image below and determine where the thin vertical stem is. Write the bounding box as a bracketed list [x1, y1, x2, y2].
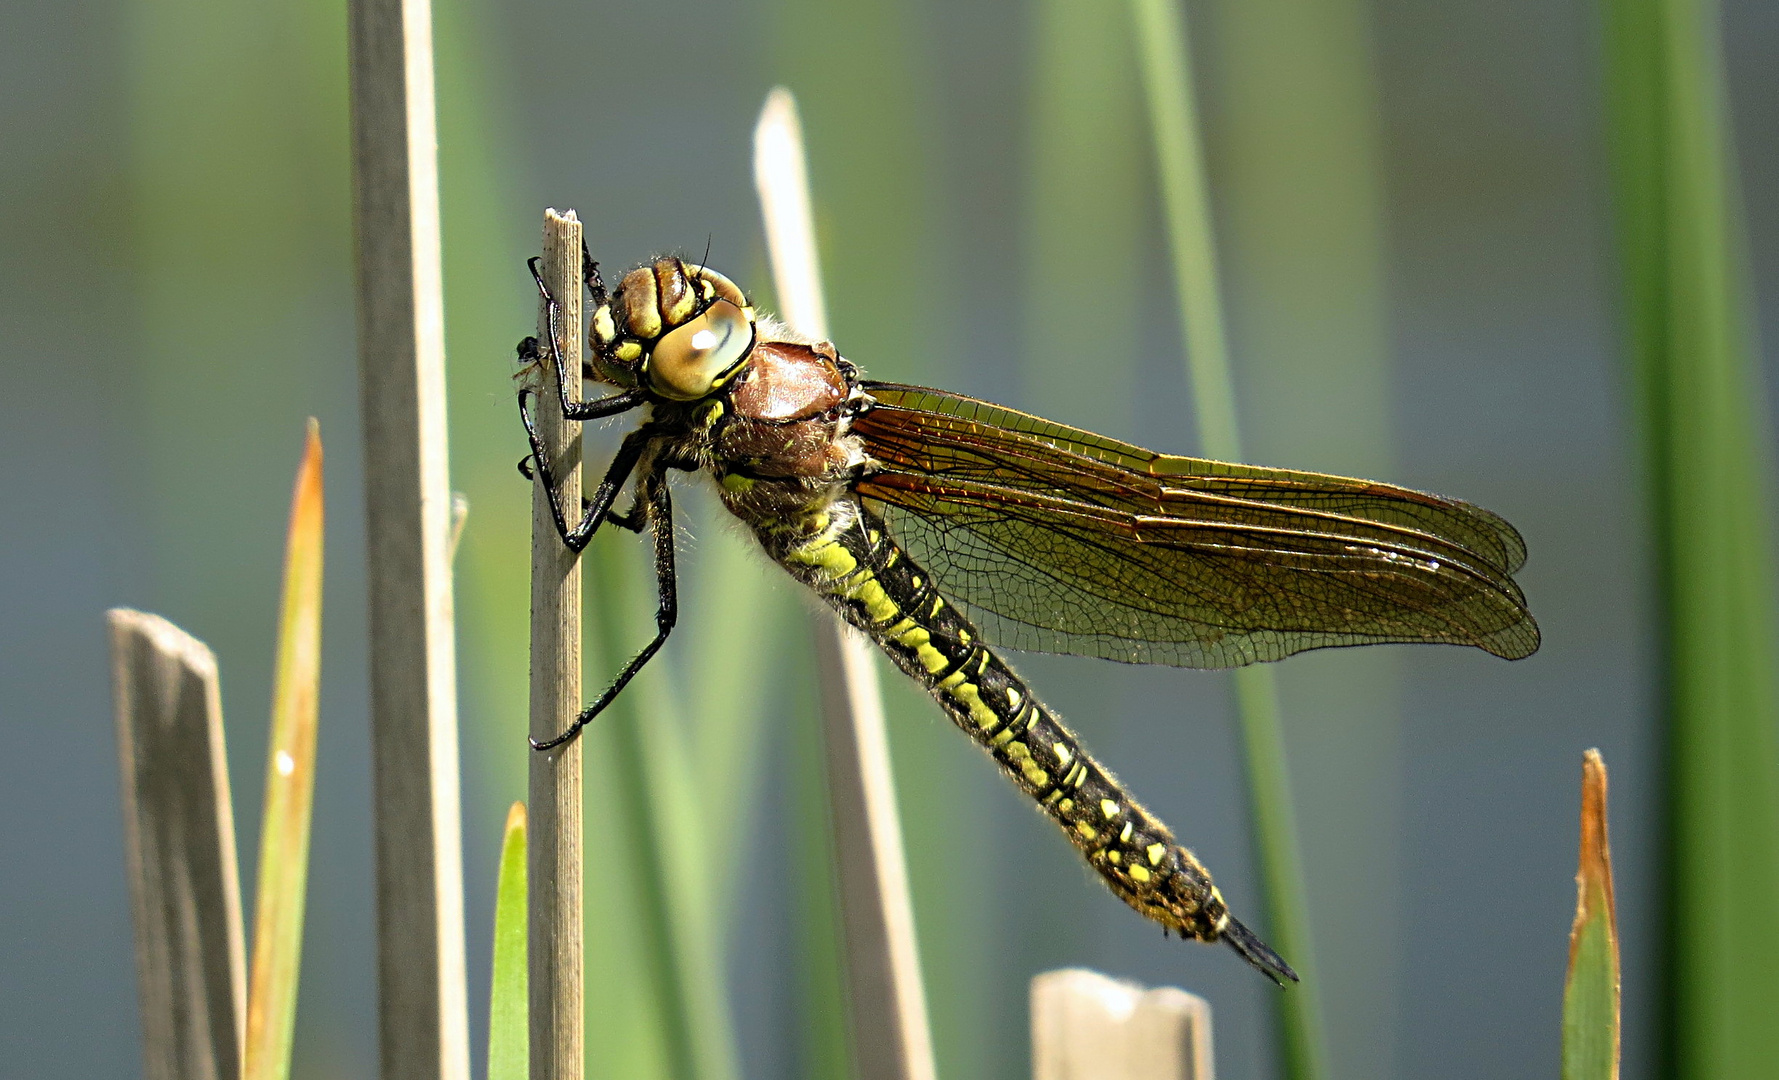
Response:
[755, 87, 939, 1080]
[347, 0, 470, 1071]
[1128, 4, 1327, 1078]
[528, 209, 584, 1080]
[1602, 0, 1779, 1071]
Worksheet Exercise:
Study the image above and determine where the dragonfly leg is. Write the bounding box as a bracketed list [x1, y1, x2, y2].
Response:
[532, 470, 678, 751]
[526, 256, 647, 421]
[517, 453, 644, 534]
[517, 387, 653, 551]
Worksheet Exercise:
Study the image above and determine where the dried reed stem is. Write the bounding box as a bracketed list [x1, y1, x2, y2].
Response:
[527, 208, 585, 1080]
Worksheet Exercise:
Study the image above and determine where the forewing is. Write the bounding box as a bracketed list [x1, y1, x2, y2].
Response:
[860, 382, 1529, 576]
[852, 386, 1539, 667]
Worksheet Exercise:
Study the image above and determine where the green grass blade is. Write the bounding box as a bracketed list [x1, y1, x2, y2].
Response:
[768, 3, 961, 1075]
[1602, 0, 1779, 1073]
[488, 801, 527, 1080]
[1563, 751, 1621, 1080]
[588, 542, 741, 1080]
[1128, 3, 1328, 1076]
[243, 420, 325, 1080]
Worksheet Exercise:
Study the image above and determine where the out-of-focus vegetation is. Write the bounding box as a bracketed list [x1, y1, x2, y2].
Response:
[8, 0, 1762, 1075]
[1603, 0, 1779, 1074]
[243, 424, 326, 1080]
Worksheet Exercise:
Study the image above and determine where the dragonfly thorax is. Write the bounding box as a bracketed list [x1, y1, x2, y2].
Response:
[588, 257, 757, 401]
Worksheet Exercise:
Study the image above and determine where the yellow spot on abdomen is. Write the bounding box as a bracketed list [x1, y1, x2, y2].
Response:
[1147, 843, 1167, 865]
[946, 681, 1001, 731]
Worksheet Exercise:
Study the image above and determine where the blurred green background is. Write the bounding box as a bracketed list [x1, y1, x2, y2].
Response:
[3, 0, 1777, 1078]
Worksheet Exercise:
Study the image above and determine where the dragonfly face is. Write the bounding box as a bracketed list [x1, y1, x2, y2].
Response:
[586, 257, 759, 401]
[516, 251, 1541, 985]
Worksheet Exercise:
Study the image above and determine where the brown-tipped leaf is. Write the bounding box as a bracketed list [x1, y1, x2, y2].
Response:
[1562, 749, 1620, 1080]
[243, 419, 324, 1080]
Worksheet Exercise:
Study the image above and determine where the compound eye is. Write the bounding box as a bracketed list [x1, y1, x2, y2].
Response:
[648, 299, 753, 400]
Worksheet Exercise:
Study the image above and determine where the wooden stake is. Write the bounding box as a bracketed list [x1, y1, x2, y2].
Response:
[109, 609, 247, 1080]
[1031, 969, 1214, 1080]
[754, 87, 939, 1080]
[528, 209, 585, 1080]
[346, 0, 470, 1072]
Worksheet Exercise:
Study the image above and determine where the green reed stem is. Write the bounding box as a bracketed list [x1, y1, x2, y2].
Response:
[1128, 3, 1328, 1077]
[590, 543, 742, 1080]
[1602, 0, 1779, 1073]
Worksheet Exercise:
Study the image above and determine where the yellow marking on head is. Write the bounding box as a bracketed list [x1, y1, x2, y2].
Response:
[616, 340, 643, 362]
[662, 281, 696, 326]
[1147, 843, 1167, 865]
[1129, 865, 1152, 884]
[1053, 743, 1073, 767]
[1100, 799, 1120, 820]
[946, 682, 1000, 730]
[1076, 822, 1098, 841]
[592, 306, 617, 344]
[693, 400, 724, 429]
[1120, 822, 1133, 842]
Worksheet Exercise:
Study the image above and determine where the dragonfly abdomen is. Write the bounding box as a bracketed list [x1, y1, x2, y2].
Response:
[779, 501, 1241, 947]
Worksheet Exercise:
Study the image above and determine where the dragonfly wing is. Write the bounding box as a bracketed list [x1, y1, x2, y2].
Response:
[852, 388, 1540, 667]
[860, 382, 1529, 576]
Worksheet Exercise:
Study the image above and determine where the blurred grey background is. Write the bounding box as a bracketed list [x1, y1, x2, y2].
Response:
[2, 0, 1775, 1078]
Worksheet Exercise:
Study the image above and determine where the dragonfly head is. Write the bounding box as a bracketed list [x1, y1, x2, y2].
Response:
[588, 256, 758, 401]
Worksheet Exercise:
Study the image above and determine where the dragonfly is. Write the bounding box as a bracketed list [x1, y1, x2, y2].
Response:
[514, 251, 1540, 985]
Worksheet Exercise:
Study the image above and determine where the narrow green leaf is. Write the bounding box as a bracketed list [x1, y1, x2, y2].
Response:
[243, 419, 324, 1080]
[1602, 0, 1779, 1073]
[1127, 4, 1328, 1077]
[489, 801, 527, 1080]
[589, 542, 740, 1080]
[1563, 750, 1621, 1080]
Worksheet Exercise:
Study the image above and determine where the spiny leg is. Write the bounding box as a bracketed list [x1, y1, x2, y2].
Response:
[515, 453, 645, 533]
[518, 389, 653, 551]
[532, 469, 679, 751]
[525, 257, 646, 422]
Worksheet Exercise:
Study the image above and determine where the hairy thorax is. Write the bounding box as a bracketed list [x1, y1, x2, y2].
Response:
[690, 328, 867, 548]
